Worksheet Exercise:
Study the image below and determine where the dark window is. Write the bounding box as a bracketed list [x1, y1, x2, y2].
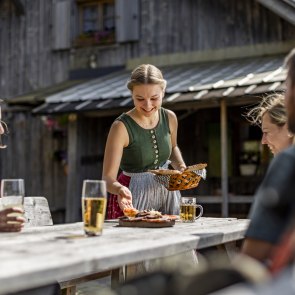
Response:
[76, 0, 115, 46]
[82, 5, 98, 33]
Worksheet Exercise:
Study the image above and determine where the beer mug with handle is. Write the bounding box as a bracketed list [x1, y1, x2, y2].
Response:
[82, 180, 107, 236]
[180, 196, 203, 223]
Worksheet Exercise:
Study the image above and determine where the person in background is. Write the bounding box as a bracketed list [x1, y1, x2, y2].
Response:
[0, 106, 25, 232]
[0, 105, 60, 294]
[0, 207, 24, 232]
[246, 93, 294, 156]
[103, 64, 186, 219]
[241, 49, 295, 265]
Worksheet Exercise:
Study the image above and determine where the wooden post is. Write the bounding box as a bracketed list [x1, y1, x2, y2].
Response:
[220, 98, 229, 217]
[66, 114, 81, 222]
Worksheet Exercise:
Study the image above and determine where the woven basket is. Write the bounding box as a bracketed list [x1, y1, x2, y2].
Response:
[148, 163, 207, 191]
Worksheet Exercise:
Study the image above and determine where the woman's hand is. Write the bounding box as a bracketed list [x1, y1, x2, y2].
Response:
[117, 186, 133, 210]
[179, 164, 186, 172]
[0, 208, 25, 232]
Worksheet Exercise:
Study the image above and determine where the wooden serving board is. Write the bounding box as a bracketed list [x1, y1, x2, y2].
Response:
[118, 219, 175, 228]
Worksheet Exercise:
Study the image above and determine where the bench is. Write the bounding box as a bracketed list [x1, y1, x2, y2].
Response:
[24, 197, 53, 226]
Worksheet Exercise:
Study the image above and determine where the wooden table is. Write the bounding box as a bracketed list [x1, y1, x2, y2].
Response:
[0, 217, 249, 294]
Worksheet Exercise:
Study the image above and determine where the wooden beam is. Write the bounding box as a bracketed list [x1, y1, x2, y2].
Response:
[127, 41, 295, 69]
[195, 196, 254, 204]
[256, 0, 295, 26]
[66, 114, 81, 222]
[60, 271, 111, 289]
[220, 98, 229, 217]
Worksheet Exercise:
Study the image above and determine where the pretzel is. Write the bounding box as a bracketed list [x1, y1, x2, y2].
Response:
[148, 169, 182, 175]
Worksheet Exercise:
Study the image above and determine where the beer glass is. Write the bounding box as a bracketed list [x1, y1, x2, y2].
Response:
[82, 180, 107, 236]
[0, 179, 25, 221]
[180, 196, 203, 223]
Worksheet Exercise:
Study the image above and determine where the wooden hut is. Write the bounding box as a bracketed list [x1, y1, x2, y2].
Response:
[1, 0, 295, 222]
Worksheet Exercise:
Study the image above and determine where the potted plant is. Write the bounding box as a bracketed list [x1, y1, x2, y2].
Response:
[239, 151, 260, 176]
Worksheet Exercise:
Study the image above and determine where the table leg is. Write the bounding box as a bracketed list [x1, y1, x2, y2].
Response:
[111, 267, 125, 288]
[216, 241, 238, 259]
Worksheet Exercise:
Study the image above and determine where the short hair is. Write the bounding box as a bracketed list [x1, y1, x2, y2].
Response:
[284, 48, 295, 86]
[246, 93, 286, 127]
[127, 64, 167, 91]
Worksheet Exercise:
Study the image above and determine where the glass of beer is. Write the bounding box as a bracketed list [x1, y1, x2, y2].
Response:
[82, 180, 107, 236]
[180, 196, 203, 223]
[0, 179, 25, 222]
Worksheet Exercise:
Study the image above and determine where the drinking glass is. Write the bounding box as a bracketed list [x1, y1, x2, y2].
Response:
[180, 196, 203, 223]
[0, 179, 25, 221]
[81, 180, 107, 236]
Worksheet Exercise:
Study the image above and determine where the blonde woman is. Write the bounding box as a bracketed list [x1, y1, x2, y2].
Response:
[103, 64, 186, 219]
[242, 51, 295, 264]
[246, 93, 294, 155]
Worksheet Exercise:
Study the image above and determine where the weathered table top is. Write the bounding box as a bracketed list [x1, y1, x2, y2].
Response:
[0, 217, 249, 294]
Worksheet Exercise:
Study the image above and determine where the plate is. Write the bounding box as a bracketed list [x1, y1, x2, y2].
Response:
[163, 214, 179, 221]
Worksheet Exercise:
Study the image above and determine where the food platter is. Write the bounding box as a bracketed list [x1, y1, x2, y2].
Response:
[119, 215, 179, 228]
[118, 217, 176, 228]
[118, 209, 178, 228]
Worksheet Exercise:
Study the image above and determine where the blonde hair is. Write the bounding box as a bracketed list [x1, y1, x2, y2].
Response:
[246, 93, 287, 127]
[127, 64, 167, 91]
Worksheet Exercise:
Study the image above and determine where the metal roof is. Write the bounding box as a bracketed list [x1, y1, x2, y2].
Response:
[7, 80, 87, 105]
[256, 0, 295, 25]
[32, 55, 287, 115]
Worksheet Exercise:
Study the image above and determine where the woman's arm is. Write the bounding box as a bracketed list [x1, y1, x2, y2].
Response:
[102, 120, 133, 209]
[166, 110, 186, 171]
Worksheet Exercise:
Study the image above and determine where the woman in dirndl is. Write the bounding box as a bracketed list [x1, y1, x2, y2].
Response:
[102, 64, 187, 219]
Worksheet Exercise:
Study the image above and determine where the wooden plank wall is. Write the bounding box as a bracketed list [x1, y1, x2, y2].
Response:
[73, 0, 295, 69]
[0, 110, 67, 223]
[0, 0, 70, 99]
[1, 0, 295, 94]
[1, 0, 294, 94]
[0, 0, 70, 222]
[66, 115, 113, 222]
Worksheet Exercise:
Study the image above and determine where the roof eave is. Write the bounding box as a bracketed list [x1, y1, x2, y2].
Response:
[256, 0, 295, 26]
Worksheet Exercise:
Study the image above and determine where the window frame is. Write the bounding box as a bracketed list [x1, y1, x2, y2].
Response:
[76, 0, 115, 46]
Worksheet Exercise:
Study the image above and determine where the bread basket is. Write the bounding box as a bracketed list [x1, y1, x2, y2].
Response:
[148, 163, 207, 191]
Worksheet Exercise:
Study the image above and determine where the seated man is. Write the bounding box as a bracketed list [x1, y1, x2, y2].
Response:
[0, 107, 60, 294]
[242, 48, 295, 265]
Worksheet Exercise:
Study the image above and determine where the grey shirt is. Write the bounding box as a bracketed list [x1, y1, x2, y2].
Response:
[245, 146, 295, 244]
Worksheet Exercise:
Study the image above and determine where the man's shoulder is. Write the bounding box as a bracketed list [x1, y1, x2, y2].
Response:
[280, 145, 295, 157]
[262, 145, 295, 202]
[272, 146, 295, 165]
